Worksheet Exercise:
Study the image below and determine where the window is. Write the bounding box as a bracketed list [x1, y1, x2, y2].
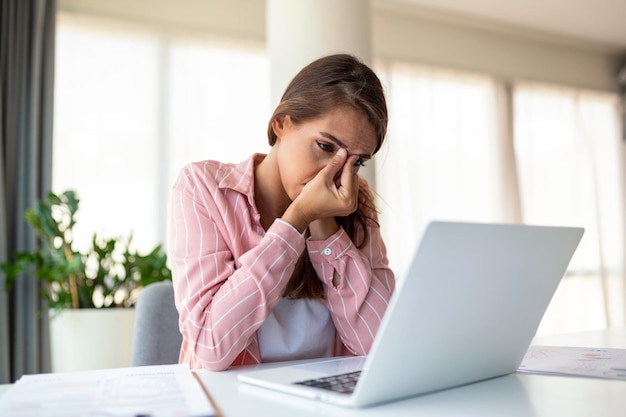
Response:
[54, 14, 625, 335]
[376, 62, 511, 278]
[513, 83, 625, 333]
[53, 13, 269, 252]
[377, 61, 625, 334]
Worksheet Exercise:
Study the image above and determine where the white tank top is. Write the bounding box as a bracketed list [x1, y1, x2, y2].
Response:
[257, 297, 335, 362]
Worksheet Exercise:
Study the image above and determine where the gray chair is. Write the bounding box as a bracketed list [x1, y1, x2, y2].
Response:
[131, 281, 183, 366]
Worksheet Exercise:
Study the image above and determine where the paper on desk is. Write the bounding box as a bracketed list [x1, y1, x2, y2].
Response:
[518, 345, 626, 381]
[0, 363, 217, 417]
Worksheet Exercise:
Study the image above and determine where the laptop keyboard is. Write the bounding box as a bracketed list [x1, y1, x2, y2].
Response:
[294, 370, 361, 394]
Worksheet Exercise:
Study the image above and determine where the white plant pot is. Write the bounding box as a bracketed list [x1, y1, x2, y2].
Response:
[49, 308, 136, 372]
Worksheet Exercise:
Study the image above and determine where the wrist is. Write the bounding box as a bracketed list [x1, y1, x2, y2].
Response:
[282, 203, 310, 234]
[309, 218, 339, 241]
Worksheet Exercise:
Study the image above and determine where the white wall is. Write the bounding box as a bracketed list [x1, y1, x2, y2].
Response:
[58, 0, 266, 39]
[372, 2, 622, 92]
[58, 0, 623, 92]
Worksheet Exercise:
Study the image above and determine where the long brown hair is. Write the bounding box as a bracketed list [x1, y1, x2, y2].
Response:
[268, 54, 388, 299]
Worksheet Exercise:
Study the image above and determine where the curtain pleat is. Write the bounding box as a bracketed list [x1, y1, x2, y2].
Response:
[377, 62, 625, 333]
[0, 0, 56, 383]
[0, 0, 9, 387]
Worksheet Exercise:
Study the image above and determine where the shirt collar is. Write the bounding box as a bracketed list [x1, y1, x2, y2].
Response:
[217, 153, 266, 197]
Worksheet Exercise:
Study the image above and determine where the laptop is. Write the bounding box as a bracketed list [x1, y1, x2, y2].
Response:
[237, 221, 584, 408]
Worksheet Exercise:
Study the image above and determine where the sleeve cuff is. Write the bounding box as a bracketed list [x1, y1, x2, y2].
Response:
[306, 227, 352, 263]
[265, 218, 307, 255]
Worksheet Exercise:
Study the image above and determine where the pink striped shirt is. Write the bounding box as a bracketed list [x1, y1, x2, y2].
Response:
[169, 153, 395, 371]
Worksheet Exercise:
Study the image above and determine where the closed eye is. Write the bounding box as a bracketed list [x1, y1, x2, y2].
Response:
[316, 140, 334, 153]
[318, 132, 373, 166]
[318, 140, 368, 167]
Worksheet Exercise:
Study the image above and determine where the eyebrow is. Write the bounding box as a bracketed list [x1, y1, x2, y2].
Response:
[319, 131, 372, 160]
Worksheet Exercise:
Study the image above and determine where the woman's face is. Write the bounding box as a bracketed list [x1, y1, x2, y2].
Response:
[273, 106, 378, 202]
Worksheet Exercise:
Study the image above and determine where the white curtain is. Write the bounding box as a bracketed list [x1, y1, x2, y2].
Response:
[375, 62, 518, 279]
[53, 13, 269, 253]
[513, 83, 626, 333]
[376, 61, 625, 334]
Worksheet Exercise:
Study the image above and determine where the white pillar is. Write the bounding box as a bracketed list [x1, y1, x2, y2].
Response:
[266, 0, 372, 106]
[266, 0, 376, 186]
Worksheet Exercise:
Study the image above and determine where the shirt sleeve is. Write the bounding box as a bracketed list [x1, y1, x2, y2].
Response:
[169, 166, 305, 371]
[306, 221, 396, 356]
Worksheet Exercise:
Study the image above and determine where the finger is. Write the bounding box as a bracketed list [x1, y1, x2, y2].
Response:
[337, 154, 359, 193]
[322, 147, 348, 184]
[333, 153, 358, 188]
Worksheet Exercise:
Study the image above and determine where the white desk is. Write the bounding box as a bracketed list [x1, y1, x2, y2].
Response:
[196, 327, 626, 417]
[1, 328, 624, 416]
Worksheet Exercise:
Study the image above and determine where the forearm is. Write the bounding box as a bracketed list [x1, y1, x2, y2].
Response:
[325, 263, 394, 355]
[307, 227, 395, 355]
[173, 219, 305, 370]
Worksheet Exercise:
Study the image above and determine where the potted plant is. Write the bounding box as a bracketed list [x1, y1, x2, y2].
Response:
[1, 190, 172, 372]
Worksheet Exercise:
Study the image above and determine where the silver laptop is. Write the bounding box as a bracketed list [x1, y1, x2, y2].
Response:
[238, 221, 584, 408]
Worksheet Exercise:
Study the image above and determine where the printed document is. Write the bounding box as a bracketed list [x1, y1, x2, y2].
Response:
[0, 363, 217, 417]
[518, 345, 626, 381]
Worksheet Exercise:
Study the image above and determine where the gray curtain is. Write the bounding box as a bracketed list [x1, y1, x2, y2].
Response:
[0, 0, 56, 383]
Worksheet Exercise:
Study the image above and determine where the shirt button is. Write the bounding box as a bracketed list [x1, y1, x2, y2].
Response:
[322, 248, 332, 256]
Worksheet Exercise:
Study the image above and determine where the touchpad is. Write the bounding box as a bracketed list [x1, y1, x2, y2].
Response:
[294, 356, 366, 375]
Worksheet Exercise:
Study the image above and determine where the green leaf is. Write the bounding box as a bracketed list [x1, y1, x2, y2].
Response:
[0, 189, 172, 310]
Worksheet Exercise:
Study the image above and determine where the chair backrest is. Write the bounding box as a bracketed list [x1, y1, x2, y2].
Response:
[131, 281, 182, 366]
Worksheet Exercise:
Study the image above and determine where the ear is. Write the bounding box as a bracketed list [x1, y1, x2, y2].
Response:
[271, 115, 293, 139]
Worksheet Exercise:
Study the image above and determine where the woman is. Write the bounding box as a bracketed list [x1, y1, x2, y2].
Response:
[169, 54, 395, 371]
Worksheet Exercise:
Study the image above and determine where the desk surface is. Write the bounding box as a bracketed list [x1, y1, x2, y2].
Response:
[197, 327, 626, 417]
[1, 327, 625, 416]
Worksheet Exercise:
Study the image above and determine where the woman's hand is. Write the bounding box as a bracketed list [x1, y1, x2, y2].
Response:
[283, 148, 360, 234]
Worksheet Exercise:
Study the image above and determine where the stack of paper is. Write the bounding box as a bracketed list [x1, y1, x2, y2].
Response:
[0, 363, 218, 417]
[518, 345, 626, 381]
